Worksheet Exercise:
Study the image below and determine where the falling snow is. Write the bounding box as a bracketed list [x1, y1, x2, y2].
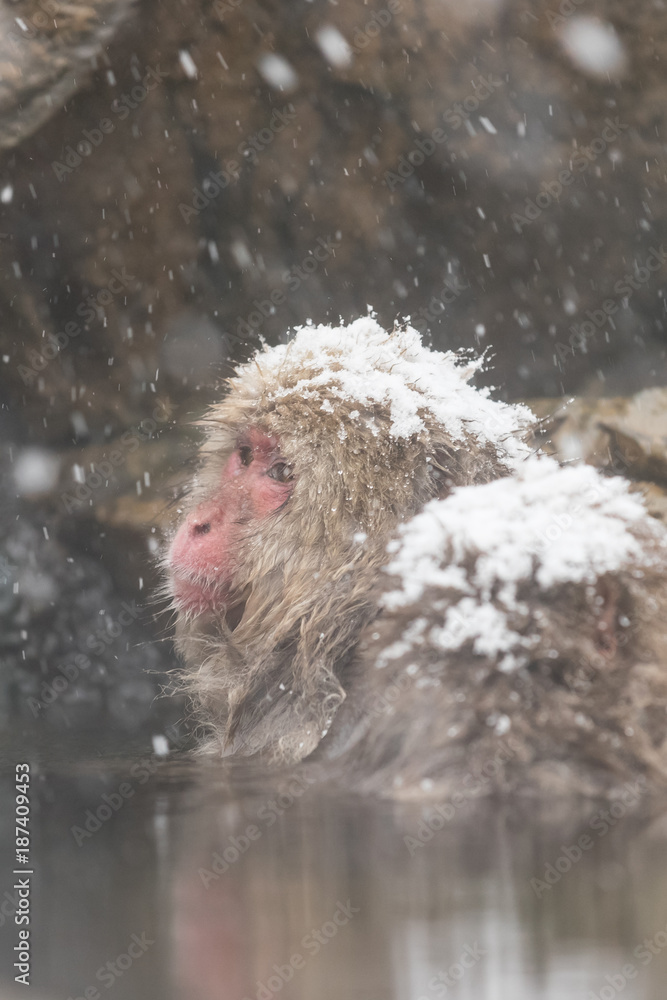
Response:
[256, 53, 298, 91]
[178, 50, 199, 79]
[315, 26, 353, 68]
[13, 448, 60, 496]
[559, 17, 627, 79]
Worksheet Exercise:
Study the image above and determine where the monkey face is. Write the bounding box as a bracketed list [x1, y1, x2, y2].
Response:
[165, 319, 536, 761]
[168, 427, 295, 615]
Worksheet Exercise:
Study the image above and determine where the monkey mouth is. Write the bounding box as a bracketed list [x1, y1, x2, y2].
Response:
[169, 572, 227, 615]
[169, 573, 248, 629]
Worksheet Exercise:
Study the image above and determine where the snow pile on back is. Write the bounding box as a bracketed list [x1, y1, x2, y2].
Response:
[380, 456, 663, 671]
[252, 316, 534, 465]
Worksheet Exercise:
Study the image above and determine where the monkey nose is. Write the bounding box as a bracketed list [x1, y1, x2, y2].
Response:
[192, 521, 211, 536]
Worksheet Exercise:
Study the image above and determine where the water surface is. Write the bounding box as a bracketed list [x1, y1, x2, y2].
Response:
[2, 739, 667, 1000]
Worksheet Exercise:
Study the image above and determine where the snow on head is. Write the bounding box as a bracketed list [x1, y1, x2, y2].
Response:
[246, 316, 534, 465]
[381, 456, 665, 670]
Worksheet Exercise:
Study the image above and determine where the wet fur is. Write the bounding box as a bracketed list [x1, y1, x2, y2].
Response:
[169, 348, 520, 762]
[320, 523, 667, 799]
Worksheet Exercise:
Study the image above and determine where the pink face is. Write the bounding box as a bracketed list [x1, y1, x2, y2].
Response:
[168, 428, 294, 614]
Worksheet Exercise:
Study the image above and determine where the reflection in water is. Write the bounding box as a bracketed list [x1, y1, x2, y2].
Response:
[1, 752, 667, 999]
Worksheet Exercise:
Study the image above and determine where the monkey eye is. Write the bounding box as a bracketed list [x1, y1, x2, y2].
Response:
[238, 445, 253, 467]
[267, 461, 294, 483]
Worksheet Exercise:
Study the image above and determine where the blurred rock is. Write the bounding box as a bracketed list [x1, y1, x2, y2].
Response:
[530, 387, 667, 521]
[0, 442, 185, 740]
[1, 0, 666, 742]
[1, 0, 666, 448]
[0, 0, 135, 148]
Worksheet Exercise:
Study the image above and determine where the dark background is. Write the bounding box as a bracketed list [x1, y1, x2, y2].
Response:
[1, 0, 667, 446]
[0, 0, 666, 744]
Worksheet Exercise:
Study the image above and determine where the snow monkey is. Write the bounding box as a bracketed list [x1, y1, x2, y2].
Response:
[166, 318, 667, 797]
[166, 317, 534, 761]
[318, 457, 667, 799]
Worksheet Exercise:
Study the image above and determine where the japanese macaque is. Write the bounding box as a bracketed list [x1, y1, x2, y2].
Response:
[166, 317, 534, 761]
[318, 457, 667, 799]
[166, 317, 667, 797]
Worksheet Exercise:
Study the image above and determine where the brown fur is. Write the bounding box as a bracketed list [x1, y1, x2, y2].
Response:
[319, 517, 667, 799]
[168, 326, 667, 799]
[168, 332, 525, 762]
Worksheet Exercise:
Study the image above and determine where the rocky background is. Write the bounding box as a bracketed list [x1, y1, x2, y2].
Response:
[0, 0, 666, 746]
